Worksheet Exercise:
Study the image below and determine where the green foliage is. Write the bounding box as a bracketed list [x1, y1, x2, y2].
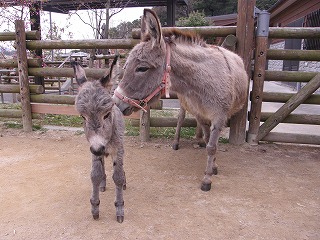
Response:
[219, 137, 229, 144]
[177, 11, 210, 27]
[190, 0, 278, 16]
[109, 19, 141, 39]
[0, 103, 21, 110]
[43, 114, 83, 127]
[256, 0, 278, 10]
[3, 121, 43, 131]
[152, 6, 189, 26]
[4, 121, 23, 129]
[193, 0, 238, 16]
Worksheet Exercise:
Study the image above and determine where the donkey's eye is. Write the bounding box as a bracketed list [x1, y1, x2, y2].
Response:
[135, 66, 149, 72]
[81, 115, 86, 121]
[103, 112, 111, 120]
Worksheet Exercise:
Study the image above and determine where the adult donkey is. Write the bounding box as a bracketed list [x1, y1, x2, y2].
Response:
[72, 57, 126, 223]
[113, 9, 248, 191]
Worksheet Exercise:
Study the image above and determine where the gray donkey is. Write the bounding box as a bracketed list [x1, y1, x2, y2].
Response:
[72, 57, 126, 223]
[113, 9, 248, 191]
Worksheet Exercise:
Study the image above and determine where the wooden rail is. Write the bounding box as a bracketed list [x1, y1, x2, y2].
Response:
[26, 39, 139, 50]
[267, 49, 320, 61]
[262, 92, 320, 104]
[28, 67, 106, 79]
[265, 71, 317, 82]
[0, 84, 44, 93]
[0, 30, 40, 41]
[0, 58, 42, 68]
[268, 27, 320, 39]
[260, 112, 320, 125]
[132, 26, 237, 39]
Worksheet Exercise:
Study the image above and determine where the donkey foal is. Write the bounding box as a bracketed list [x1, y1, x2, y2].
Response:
[72, 58, 126, 223]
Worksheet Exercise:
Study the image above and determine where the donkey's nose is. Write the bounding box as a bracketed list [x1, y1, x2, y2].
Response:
[90, 145, 105, 156]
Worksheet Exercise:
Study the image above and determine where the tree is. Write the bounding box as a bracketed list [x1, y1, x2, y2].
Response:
[109, 19, 140, 39]
[177, 11, 210, 27]
[152, 6, 188, 26]
[67, 0, 135, 39]
[256, 0, 278, 10]
[193, 0, 237, 16]
[188, 0, 278, 17]
[0, 0, 35, 31]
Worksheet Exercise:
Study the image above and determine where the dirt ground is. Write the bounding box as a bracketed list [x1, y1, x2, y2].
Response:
[0, 127, 319, 240]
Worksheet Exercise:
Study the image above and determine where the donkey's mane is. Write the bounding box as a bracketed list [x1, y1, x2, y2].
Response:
[163, 28, 207, 47]
[142, 28, 207, 47]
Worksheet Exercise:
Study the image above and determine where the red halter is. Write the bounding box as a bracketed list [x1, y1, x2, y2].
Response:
[114, 43, 171, 113]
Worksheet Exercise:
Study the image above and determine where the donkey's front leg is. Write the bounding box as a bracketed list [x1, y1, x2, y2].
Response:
[112, 148, 126, 223]
[90, 155, 105, 219]
[201, 122, 222, 191]
[99, 155, 108, 192]
[172, 106, 186, 150]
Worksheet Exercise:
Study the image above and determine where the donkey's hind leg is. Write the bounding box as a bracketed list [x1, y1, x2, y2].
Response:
[196, 117, 211, 148]
[200, 120, 223, 191]
[112, 148, 126, 223]
[195, 122, 205, 147]
[172, 106, 186, 150]
[90, 155, 105, 219]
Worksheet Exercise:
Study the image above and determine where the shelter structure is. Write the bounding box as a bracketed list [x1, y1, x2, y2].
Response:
[1, 0, 187, 27]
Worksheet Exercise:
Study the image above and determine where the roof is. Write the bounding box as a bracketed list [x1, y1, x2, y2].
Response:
[1, 0, 187, 14]
[268, 0, 320, 26]
[206, 13, 237, 26]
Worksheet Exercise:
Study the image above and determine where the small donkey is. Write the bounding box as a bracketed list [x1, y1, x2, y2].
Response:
[72, 57, 126, 223]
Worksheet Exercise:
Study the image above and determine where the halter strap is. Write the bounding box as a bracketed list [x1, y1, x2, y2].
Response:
[114, 42, 172, 113]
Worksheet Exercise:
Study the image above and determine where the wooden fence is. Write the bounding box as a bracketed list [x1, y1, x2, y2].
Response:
[247, 19, 320, 145]
[0, 12, 320, 145]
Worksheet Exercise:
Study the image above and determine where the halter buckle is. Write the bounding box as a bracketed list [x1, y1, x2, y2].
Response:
[139, 100, 147, 108]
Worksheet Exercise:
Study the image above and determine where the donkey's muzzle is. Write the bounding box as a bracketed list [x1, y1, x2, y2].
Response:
[90, 145, 105, 156]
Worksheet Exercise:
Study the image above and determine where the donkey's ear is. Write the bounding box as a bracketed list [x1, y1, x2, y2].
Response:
[100, 55, 118, 90]
[141, 9, 162, 48]
[71, 61, 87, 86]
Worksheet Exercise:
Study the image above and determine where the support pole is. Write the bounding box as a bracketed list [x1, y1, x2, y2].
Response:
[167, 0, 176, 26]
[247, 9, 270, 144]
[258, 73, 320, 141]
[229, 0, 256, 145]
[30, 2, 44, 87]
[15, 20, 33, 132]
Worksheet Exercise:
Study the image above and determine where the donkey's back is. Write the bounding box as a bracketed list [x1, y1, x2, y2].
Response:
[171, 44, 248, 125]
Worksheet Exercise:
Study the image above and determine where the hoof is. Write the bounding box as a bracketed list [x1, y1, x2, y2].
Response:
[92, 214, 99, 220]
[201, 182, 211, 191]
[100, 187, 106, 192]
[172, 144, 179, 150]
[198, 142, 206, 148]
[117, 216, 124, 223]
[212, 168, 218, 175]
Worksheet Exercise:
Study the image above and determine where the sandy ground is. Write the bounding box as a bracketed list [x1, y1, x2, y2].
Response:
[0, 127, 319, 240]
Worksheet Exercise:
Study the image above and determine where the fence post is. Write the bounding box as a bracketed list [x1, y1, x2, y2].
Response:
[140, 108, 150, 141]
[229, 0, 256, 145]
[15, 20, 33, 132]
[247, 9, 270, 144]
